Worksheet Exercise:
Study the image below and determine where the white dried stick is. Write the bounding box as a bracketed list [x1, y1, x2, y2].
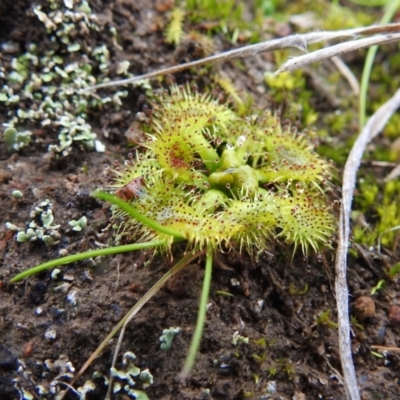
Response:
[84, 23, 400, 92]
[336, 87, 400, 400]
[276, 33, 400, 74]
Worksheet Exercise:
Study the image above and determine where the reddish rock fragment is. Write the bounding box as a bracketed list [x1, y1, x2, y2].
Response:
[388, 305, 400, 326]
[353, 296, 375, 321]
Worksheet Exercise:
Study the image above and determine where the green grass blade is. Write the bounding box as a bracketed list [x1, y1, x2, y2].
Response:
[10, 241, 167, 282]
[93, 191, 185, 240]
[359, 0, 400, 126]
[349, 0, 390, 5]
[179, 247, 213, 379]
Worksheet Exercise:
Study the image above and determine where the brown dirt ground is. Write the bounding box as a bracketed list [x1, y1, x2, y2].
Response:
[1, 1, 400, 400]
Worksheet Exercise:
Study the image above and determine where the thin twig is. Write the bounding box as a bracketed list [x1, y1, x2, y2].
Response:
[83, 23, 400, 92]
[371, 345, 400, 352]
[384, 163, 400, 181]
[335, 87, 400, 400]
[275, 33, 400, 74]
[330, 56, 360, 96]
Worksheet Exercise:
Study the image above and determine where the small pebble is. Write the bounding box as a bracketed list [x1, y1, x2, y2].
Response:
[353, 296, 375, 320]
[388, 305, 400, 326]
[44, 329, 56, 340]
[1, 41, 21, 54]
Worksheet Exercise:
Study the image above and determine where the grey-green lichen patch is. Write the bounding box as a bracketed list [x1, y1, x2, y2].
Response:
[102, 352, 152, 399]
[77, 380, 96, 398]
[69, 216, 87, 231]
[43, 354, 98, 399]
[11, 189, 23, 199]
[232, 331, 249, 345]
[6, 199, 62, 246]
[0, 0, 137, 156]
[12, 383, 35, 400]
[124, 387, 150, 400]
[12, 360, 36, 400]
[159, 326, 181, 350]
[139, 369, 154, 389]
[13, 355, 91, 400]
[111, 352, 140, 387]
[51, 268, 62, 279]
[3, 126, 31, 151]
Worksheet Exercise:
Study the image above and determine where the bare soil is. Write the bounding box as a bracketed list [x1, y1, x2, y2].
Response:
[1, 1, 400, 400]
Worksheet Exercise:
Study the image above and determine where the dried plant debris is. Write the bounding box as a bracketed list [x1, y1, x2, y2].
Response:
[86, 22, 400, 91]
[335, 88, 400, 400]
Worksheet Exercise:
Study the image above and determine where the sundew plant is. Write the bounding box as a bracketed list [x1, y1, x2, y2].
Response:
[112, 85, 334, 254]
[12, 84, 336, 378]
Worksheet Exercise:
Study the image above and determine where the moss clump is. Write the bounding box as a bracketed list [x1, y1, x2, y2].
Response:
[111, 84, 335, 255]
[264, 65, 318, 127]
[283, 1, 373, 31]
[353, 179, 400, 248]
[164, 0, 264, 47]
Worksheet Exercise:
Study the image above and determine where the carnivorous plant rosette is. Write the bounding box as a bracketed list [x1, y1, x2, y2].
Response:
[111, 84, 335, 254]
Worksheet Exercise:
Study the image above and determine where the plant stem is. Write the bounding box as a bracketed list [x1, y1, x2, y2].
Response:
[10, 241, 167, 282]
[359, 0, 400, 126]
[93, 191, 185, 239]
[179, 247, 213, 379]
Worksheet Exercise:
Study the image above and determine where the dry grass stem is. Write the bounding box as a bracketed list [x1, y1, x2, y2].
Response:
[84, 23, 400, 92]
[275, 33, 400, 74]
[330, 56, 360, 96]
[335, 87, 400, 400]
[384, 162, 400, 181]
[371, 345, 400, 352]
